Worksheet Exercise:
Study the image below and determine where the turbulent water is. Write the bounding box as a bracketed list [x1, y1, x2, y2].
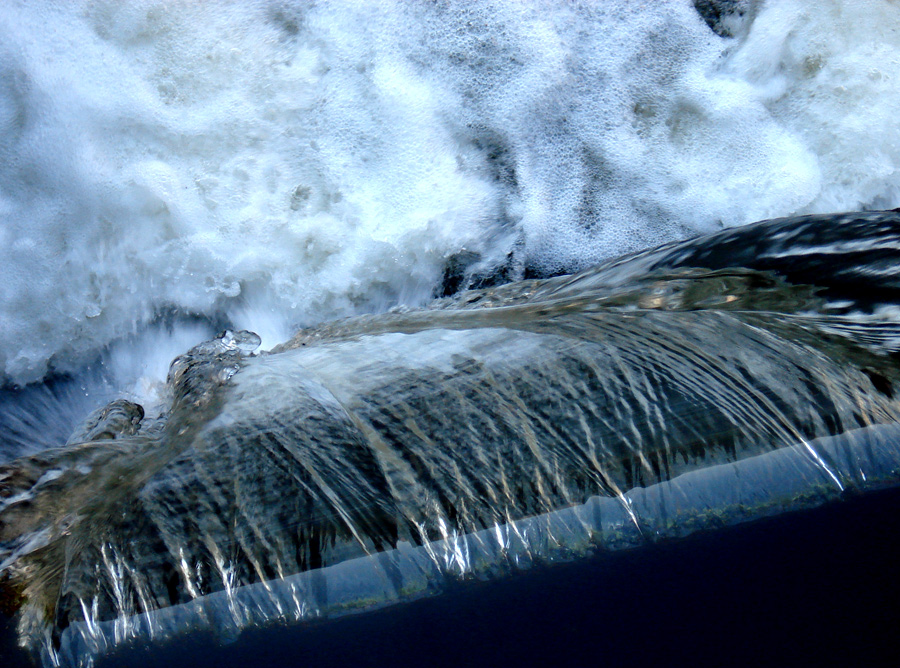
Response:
[2, 1, 900, 666]
[2, 0, 900, 395]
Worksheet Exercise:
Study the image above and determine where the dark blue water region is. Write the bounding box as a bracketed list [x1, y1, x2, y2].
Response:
[4, 486, 900, 668]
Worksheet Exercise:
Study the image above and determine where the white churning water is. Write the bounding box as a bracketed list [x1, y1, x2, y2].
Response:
[1, 0, 899, 397]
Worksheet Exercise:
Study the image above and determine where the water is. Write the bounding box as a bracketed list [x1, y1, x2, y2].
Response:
[3, 1, 900, 666]
[2, 0, 900, 392]
[91, 485, 900, 668]
[3, 211, 900, 665]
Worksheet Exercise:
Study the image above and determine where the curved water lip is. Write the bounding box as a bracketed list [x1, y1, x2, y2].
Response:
[7, 210, 900, 667]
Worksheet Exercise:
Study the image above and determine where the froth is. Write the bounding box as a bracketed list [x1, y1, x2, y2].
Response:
[724, 0, 900, 212]
[0, 0, 899, 391]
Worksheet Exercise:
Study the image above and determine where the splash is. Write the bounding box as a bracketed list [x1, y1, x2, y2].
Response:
[2, 1, 900, 388]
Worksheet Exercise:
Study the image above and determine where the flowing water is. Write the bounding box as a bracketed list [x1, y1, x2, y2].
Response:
[2, 1, 900, 666]
[3, 211, 900, 665]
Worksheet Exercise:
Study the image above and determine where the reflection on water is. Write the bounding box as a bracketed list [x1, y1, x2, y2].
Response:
[3, 212, 900, 666]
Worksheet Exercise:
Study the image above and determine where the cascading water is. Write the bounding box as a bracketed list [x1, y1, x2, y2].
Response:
[3, 1, 900, 666]
[3, 211, 900, 666]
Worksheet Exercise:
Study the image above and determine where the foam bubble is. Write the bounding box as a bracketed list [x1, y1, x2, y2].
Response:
[723, 0, 900, 211]
[0, 0, 898, 392]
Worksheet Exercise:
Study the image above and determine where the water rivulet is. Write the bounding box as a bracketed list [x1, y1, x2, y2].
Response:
[4, 211, 900, 666]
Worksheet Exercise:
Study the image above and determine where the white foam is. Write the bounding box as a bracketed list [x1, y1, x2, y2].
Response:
[0, 0, 899, 392]
[722, 0, 900, 212]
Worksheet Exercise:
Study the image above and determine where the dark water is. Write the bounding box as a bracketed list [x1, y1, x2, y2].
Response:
[1, 486, 886, 668]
